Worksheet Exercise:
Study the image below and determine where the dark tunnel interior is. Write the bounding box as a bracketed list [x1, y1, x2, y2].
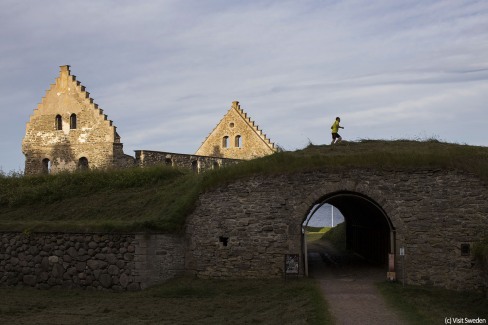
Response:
[320, 192, 393, 266]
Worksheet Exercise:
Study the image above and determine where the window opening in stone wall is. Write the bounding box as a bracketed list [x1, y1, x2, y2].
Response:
[235, 135, 242, 148]
[42, 158, 51, 174]
[222, 136, 229, 148]
[219, 236, 229, 247]
[70, 113, 77, 129]
[229, 122, 234, 128]
[461, 244, 470, 256]
[191, 160, 198, 173]
[78, 157, 89, 171]
[213, 161, 220, 169]
[165, 158, 172, 166]
[55, 115, 62, 130]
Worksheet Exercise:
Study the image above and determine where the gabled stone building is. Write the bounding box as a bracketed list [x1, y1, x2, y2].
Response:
[195, 101, 277, 159]
[22, 66, 133, 175]
[22, 66, 277, 175]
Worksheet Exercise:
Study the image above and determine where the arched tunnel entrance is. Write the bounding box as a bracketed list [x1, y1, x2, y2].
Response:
[303, 191, 395, 277]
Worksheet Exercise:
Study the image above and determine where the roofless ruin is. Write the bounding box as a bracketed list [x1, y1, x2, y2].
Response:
[22, 65, 277, 175]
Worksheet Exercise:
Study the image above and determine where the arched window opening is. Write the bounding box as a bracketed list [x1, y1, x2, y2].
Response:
[165, 158, 173, 166]
[222, 136, 229, 148]
[42, 158, 51, 174]
[78, 157, 89, 171]
[235, 135, 242, 148]
[55, 115, 62, 130]
[213, 161, 220, 170]
[70, 114, 77, 129]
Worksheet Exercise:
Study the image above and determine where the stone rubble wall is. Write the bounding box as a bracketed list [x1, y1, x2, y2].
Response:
[0, 232, 185, 291]
[2, 168, 487, 292]
[22, 66, 123, 175]
[195, 101, 277, 160]
[134, 150, 241, 172]
[185, 169, 488, 292]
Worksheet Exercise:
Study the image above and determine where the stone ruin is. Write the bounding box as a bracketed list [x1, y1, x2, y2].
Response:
[22, 65, 277, 175]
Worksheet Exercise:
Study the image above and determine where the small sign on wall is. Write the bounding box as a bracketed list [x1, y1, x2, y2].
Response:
[284, 254, 299, 277]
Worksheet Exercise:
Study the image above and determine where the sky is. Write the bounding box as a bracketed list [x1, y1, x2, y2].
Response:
[1, 0, 487, 173]
[305, 204, 345, 228]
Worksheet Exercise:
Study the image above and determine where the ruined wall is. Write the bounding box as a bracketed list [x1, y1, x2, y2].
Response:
[22, 66, 130, 175]
[185, 169, 488, 291]
[0, 232, 185, 291]
[135, 150, 241, 172]
[195, 101, 277, 160]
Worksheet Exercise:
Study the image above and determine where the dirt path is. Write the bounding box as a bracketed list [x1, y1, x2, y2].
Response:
[307, 240, 407, 325]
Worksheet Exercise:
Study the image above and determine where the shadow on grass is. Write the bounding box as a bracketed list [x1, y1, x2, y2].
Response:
[377, 282, 488, 324]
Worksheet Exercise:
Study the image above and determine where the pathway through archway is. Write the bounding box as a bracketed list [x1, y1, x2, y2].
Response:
[308, 239, 406, 324]
[303, 192, 405, 323]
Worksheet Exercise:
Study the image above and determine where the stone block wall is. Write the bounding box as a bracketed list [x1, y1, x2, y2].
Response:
[185, 169, 488, 292]
[2, 168, 487, 292]
[134, 234, 185, 289]
[195, 101, 277, 160]
[22, 66, 130, 175]
[134, 150, 241, 173]
[0, 232, 185, 291]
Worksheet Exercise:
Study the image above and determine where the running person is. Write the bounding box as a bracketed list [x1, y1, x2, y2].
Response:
[331, 117, 344, 144]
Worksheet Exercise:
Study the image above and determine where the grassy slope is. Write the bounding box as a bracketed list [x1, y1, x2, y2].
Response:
[1, 139, 487, 233]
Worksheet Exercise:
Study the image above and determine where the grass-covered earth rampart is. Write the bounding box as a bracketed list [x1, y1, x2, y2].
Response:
[1, 140, 487, 233]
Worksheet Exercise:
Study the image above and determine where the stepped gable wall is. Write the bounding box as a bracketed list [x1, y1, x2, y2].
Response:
[22, 65, 130, 175]
[195, 101, 277, 160]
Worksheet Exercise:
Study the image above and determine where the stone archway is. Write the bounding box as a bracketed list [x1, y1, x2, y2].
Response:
[302, 191, 395, 277]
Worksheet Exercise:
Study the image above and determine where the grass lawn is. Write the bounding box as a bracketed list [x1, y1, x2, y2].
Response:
[377, 282, 488, 324]
[0, 277, 333, 325]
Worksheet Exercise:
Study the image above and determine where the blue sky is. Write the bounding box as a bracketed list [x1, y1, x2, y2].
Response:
[1, 0, 487, 172]
[305, 204, 345, 228]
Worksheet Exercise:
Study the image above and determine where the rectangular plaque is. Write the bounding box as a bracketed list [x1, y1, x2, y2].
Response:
[285, 254, 299, 275]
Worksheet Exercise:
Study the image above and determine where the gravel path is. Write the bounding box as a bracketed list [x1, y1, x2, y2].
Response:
[308, 240, 407, 325]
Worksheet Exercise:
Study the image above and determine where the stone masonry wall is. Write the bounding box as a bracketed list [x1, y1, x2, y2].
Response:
[22, 66, 128, 175]
[135, 150, 241, 173]
[185, 169, 488, 292]
[2, 168, 487, 292]
[0, 232, 185, 291]
[195, 101, 276, 160]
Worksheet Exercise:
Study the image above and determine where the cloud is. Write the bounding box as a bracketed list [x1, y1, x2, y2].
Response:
[1, 0, 488, 171]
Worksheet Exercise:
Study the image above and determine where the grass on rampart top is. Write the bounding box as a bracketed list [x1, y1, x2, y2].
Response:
[1, 139, 487, 233]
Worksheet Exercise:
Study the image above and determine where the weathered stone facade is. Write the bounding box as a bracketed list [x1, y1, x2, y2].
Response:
[1, 169, 487, 292]
[185, 169, 488, 292]
[23, 67, 277, 175]
[134, 150, 241, 173]
[195, 101, 277, 160]
[22, 66, 133, 175]
[0, 232, 185, 291]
